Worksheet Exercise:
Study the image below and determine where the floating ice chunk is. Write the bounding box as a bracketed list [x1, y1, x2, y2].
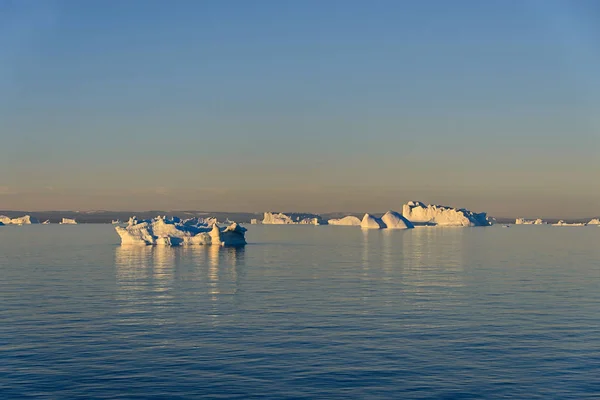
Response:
[0, 215, 39, 225]
[60, 218, 77, 225]
[587, 218, 600, 225]
[381, 210, 414, 229]
[115, 216, 246, 246]
[552, 220, 587, 227]
[361, 213, 385, 229]
[402, 201, 489, 226]
[515, 218, 545, 225]
[327, 216, 362, 226]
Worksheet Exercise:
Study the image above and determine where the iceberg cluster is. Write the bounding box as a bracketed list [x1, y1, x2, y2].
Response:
[262, 212, 323, 225]
[115, 215, 246, 246]
[515, 218, 545, 225]
[327, 216, 362, 226]
[0, 215, 39, 225]
[402, 201, 490, 226]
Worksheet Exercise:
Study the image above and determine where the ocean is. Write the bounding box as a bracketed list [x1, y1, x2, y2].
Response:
[1, 224, 599, 399]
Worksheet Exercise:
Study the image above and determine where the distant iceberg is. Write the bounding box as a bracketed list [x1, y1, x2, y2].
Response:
[360, 213, 386, 229]
[327, 216, 362, 226]
[42, 220, 50, 224]
[262, 212, 323, 225]
[552, 220, 586, 227]
[115, 215, 246, 246]
[60, 218, 77, 225]
[0, 215, 39, 225]
[587, 218, 600, 225]
[380, 210, 414, 229]
[402, 201, 490, 226]
[111, 219, 121, 225]
[515, 218, 545, 225]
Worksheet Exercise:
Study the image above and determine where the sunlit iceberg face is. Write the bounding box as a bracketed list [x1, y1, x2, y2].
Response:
[115, 215, 247, 246]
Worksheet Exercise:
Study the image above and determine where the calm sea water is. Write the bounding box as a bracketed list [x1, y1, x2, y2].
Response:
[1, 224, 599, 399]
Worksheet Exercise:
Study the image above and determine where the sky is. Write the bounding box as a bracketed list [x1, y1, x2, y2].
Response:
[1, 0, 599, 218]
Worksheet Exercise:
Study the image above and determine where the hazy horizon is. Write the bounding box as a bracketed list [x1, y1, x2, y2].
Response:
[1, 1, 599, 218]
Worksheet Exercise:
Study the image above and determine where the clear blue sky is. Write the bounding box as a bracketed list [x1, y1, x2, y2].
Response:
[1, 0, 599, 217]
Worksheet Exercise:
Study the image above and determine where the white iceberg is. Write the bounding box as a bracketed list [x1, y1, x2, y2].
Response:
[262, 212, 295, 224]
[515, 218, 545, 225]
[60, 218, 77, 225]
[115, 215, 246, 246]
[327, 216, 362, 226]
[262, 212, 323, 225]
[0, 215, 39, 225]
[111, 219, 121, 225]
[381, 210, 414, 229]
[402, 201, 490, 226]
[587, 218, 600, 225]
[361, 213, 385, 229]
[42, 220, 50, 224]
[250, 219, 259, 224]
[552, 220, 586, 227]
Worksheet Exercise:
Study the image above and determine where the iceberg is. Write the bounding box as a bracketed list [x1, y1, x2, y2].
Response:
[515, 218, 545, 225]
[60, 218, 77, 225]
[327, 216, 362, 226]
[0, 215, 39, 225]
[111, 219, 121, 225]
[552, 220, 586, 227]
[250, 219, 259, 224]
[587, 218, 600, 225]
[42, 220, 50, 224]
[402, 201, 490, 226]
[380, 210, 414, 229]
[361, 213, 385, 229]
[115, 215, 246, 246]
[262, 212, 323, 225]
[262, 212, 294, 224]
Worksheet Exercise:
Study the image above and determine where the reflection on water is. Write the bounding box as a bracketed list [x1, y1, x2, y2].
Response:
[402, 228, 466, 297]
[114, 245, 246, 315]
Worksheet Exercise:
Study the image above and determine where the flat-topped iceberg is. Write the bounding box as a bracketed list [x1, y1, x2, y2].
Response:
[381, 210, 414, 229]
[0, 215, 39, 225]
[328, 216, 362, 226]
[115, 215, 246, 246]
[588, 218, 600, 225]
[552, 220, 586, 227]
[515, 218, 545, 225]
[402, 201, 489, 226]
[60, 218, 77, 225]
[262, 212, 323, 225]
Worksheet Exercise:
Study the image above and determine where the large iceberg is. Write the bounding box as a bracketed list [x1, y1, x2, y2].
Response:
[262, 212, 323, 225]
[381, 210, 414, 229]
[115, 215, 246, 246]
[402, 201, 490, 226]
[515, 218, 545, 225]
[327, 216, 362, 226]
[587, 218, 600, 225]
[0, 215, 39, 225]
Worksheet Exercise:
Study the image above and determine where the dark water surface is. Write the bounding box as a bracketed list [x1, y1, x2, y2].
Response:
[1, 224, 599, 399]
